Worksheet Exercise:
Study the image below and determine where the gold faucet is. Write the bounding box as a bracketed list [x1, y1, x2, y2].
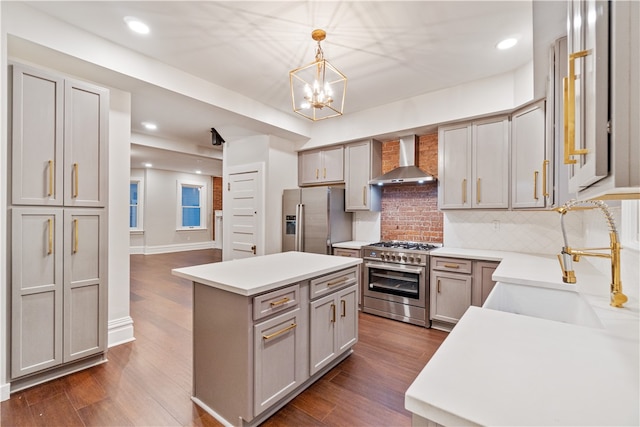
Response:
[556, 199, 627, 308]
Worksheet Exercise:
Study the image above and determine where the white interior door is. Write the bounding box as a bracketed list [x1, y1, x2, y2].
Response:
[228, 170, 260, 260]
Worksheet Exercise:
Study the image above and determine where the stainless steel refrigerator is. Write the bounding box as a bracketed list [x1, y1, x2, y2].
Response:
[282, 186, 352, 254]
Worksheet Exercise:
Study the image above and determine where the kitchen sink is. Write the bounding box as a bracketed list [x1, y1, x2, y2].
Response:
[483, 282, 603, 328]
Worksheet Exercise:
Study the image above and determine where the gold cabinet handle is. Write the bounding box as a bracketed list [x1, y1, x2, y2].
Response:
[462, 179, 467, 204]
[328, 277, 348, 287]
[331, 303, 336, 323]
[73, 218, 78, 253]
[323, 167, 327, 179]
[73, 163, 79, 198]
[564, 49, 591, 164]
[262, 323, 297, 340]
[363, 186, 367, 205]
[437, 279, 441, 293]
[443, 263, 459, 269]
[534, 171, 539, 200]
[476, 178, 481, 204]
[48, 160, 54, 197]
[341, 299, 346, 317]
[542, 160, 549, 198]
[48, 218, 53, 255]
[270, 297, 290, 307]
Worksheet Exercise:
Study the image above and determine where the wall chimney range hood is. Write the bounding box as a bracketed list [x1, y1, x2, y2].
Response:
[369, 135, 436, 185]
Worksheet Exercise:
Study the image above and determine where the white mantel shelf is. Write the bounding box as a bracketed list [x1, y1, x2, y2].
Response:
[406, 248, 640, 426]
[172, 251, 362, 296]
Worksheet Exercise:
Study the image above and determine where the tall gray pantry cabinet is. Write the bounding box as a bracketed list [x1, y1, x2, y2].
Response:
[9, 63, 108, 386]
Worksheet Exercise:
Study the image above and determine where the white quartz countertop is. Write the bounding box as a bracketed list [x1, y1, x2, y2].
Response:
[407, 247, 640, 426]
[171, 251, 362, 296]
[406, 306, 639, 426]
[332, 241, 375, 250]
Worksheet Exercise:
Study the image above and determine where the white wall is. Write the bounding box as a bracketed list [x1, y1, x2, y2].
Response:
[107, 87, 135, 347]
[137, 168, 213, 254]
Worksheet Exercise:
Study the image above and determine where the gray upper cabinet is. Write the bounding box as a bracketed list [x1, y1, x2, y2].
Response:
[63, 79, 109, 207]
[565, 0, 639, 199]
[438, 116, 509, 209]
[345, 139, 382, 211]
[11, 64, 108, 207]
[511, 100, 549, 209]
[299, 146, 344, 186]
[11, 65, 64, 206]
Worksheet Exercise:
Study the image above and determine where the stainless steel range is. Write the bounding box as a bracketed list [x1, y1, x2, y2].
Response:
[362, 241, 441, 327]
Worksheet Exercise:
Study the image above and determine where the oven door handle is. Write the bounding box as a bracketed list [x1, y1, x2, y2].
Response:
[365, 262, 424, 275]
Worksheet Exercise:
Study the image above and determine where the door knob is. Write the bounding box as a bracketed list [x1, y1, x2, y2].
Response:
[251, 245, 256, 255]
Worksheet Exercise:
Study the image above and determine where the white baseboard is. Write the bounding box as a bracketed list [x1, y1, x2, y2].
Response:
[108, 316, 135, 347]
[131, 241, 216, 255]
[0, 382, 10, 402]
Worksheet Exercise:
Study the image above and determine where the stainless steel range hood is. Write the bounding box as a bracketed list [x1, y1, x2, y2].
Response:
[369, 135, 436, 185]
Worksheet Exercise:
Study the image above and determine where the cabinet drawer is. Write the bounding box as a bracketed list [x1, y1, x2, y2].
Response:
[333, 248, 360, 257]
[431, 257, 472, 274]
[253, 284, 300, 321]
[310, 267, 357, 300]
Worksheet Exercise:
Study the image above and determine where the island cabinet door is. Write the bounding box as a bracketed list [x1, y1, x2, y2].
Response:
[253, 307, 307, 416]
[336, 285, 358, 353]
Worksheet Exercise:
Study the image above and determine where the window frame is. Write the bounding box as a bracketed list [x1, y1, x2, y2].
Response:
[130, 178, 144, 232]
[176, 180, 207, 231]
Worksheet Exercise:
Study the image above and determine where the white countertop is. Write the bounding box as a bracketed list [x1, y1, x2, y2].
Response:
[171, 251, 362, 296]
[406, 247, 640, 426]
[332, 240, 376, 250]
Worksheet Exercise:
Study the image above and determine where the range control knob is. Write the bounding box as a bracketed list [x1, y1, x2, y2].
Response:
[401, 255, 407, 262]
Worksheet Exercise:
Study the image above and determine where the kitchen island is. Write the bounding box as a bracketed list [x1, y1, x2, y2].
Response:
[172, 251, 362, 427]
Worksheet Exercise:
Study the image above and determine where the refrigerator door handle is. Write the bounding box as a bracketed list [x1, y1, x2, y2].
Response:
[295, 204, 304, 251]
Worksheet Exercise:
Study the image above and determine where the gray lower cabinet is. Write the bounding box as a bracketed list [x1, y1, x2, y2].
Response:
[430, 256, 498, 332]
[254, 307, 307, 416]
[310, 284, 358, 375]
[11, 208, 106, 379]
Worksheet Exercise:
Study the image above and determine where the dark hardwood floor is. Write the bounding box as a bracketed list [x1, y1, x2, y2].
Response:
[1, 249, 448, 426]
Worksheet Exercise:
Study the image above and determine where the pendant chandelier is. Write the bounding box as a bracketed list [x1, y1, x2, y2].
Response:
[289, 29, 347, 121]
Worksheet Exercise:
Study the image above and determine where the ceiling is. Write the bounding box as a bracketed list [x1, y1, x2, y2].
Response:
[15, 1, 537, 176]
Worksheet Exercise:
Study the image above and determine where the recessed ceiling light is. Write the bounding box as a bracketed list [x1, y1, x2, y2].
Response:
[142, 121, 157, 131]
[195, 170, 202, 174]
[496, 38, 518, 50]
[124, 16, 150, 35]
[143, 163, 153, 168]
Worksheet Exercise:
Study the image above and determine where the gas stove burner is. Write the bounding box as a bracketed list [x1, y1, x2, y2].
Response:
[369, 241, 440, 251]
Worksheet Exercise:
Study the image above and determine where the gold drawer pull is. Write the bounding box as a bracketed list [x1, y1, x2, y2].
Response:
[48, 160, 54, 197]
[48, 218, 53, 255]
[270, 297, 290, 307]
[534, 171, 539, 200]
[262, 323, 297, 340]
[542, 160, 549, 198]
[564, 49, 591, 164]
[327, 277, 348, 286]
[443, 263, 459, 269]
[73, 163, 79, 198]
[462, 178, 467, 204]
[73, 218, 78, 253]
[476, 178, 481, 203]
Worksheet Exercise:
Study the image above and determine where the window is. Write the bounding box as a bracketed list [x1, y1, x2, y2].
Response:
[130, 179, 144, 231]
[177, 181, 206, 230]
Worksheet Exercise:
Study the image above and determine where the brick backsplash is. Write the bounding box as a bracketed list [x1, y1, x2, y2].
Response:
[380, 133, 442, 242]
